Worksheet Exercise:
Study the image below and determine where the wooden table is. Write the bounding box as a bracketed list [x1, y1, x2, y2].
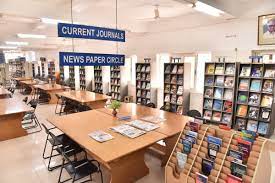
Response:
[58, 91, 110, 109]
[0, 98, 32, 141]
[0, 88, 11, 99]
[97, 103, 191, 165]
[20, 80, 47, 95]
[34, 84, 70, 104]
[13, 77, 33, 82]
[48, 110, 166, 183]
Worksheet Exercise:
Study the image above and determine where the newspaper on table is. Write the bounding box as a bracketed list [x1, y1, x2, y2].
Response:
[88, 130, 114, 143]
[140, 116, 166, 124]
[127, 120, 160, 132]
[110, 124, 146, 139]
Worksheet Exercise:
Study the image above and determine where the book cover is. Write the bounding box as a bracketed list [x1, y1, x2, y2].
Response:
[215, 64, 224, 74]
[215, 76, 224, 86]
[221, 113, 231, 124]
[172, 65, 178, 74]
[238, 92, 248, 104]
[264, 69, 275, 78]
[208, 141, 220, 160]
[258, 122, 269, 135]
[177, 96, 183, 105]
[145, 66, 150, 72]
[88, 130, 114, 143]
[214, 88, 223, 99]
[141, 73, 146, 80]
[164, 94, 170, 102]
[196, 172, 208, 183]
[240, 66, 251, 77]
[202, 158, 214, 176]
[206, 64, 215, 74]
[239, 79, 249, 90]
[146, 74, 150, 81]
[225, 64, 235, 75]
[248, 107, 259, 119]
[177, 65, 184, 74]
[228, 149, 243, 163]
[205, 76, 214, 86]
[261, 95, 273, 108]
[171, 104, 177, 113]
[165, 65, 171, 73]
[170, 75, 177, 84]
[176, 152, 187, 171]
[248, 93, 261, 106]
[164, 74, 170, 83]
[251, 66, 263, 77]
[137, 90, 141, 97]
[227, 174, 243, 183]
[171, 95, 177, 103]
[187, 130, 198, 138]
[141, 66, 146, 72]
[207, 135, 222, 146]
[146, 91, 150, 98]
[250, 79, 261, 92]
[205, 88, 213, 98]
[176, 106, 183, 115]
[223, 101, 233, 113]
[224, 76, 234, 87]
[237, 138, 252, 163]
[235, 118, 247, 131]
[224, 89, 233, 101]
[189, 121, 201, 132]
[262, 80, 274, 93]
[212, 112, 222, 121]
[136, 65, 141, 72]
[177, 75, 183, 85]
[260, 108, 271, 121]
[136, 73, 141, 80]
[204, 110, 212, 120]
[230, 161, 247, 179]
[164, 103, 170, 111]
[177, 86, 183, 95]
[237, 105, 248, 117]
[241, 130, 257, 142]
[185, 134, 197, 145]
[171, 85, 177, 94]
[146, 83, 150, 90]
[164, 84, 170, 93]
[213, 100, 222, 110]
[246, 120, 258, 132]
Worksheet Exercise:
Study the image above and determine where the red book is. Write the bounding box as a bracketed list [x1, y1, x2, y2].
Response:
[227, 174, 242, 183]
[237, 138, 252, 163]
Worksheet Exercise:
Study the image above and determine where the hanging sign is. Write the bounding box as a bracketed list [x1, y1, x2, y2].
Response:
[59, 52, 125, 66]
[58, 23, 125, 42]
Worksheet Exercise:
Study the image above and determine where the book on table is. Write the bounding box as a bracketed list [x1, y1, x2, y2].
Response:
[88, 130, 114, 143]
[140, 116, 166, 124]
[110, 124, 146, 139]
[127, 120, 160, 132]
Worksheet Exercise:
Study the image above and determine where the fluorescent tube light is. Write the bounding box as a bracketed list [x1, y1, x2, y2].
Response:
[193, 1, 224, 17]
[41, 18, 69, 25]
[17, 34, 46, 39]
[5, 41, 29, 46]
[0, 46, 18, 49]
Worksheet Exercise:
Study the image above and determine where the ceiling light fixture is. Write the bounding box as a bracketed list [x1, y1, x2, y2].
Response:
[17, 33, 46, 39]
[0, 45, 18, 49]
[5, 41, 29, 46]
[41, 17, 70, 25]
[190, 1, 224, 17]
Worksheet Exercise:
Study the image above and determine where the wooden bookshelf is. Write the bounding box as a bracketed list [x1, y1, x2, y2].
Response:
[41, 62, 45, 78]
[79, 66, 86, 90]
[203, 62, 238, 127]
[59, 66, 64, 84]
[94, 66, 103, 94]
[136, 62, 151, 105]
[37, 66, 41, 77]
[68, 66, 75, 90]
[32, 63, 35, 78]
[234, 63, 275, 137]
[163, 59, 185, 114]
[47, 62, 55, 80]
[110, 66, 122, 100]
[8, 57, 26, 78]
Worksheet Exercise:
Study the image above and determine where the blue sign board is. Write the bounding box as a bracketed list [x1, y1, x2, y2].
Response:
[0, 52, 5, 64]
[59, 52, 125, 66]
[58, 23, 125, 42]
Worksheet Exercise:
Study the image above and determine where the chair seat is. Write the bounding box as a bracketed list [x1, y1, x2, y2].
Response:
[64, 159, 98, 181]
[23, 113, 34, 121]
[48, 134, 71, 146]
[56, 144, 83, 157]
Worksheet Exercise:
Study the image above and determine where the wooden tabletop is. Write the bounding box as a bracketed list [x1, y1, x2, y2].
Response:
[20, 80, 38, 85]
[0, 98, 32, 115]
[97, 103, 191, 137]
[34, 84, 70, 91]
[47, 110, 166, 163]
[13, 77, 33, 81]
[58, 91, 109, 104]
[0, 88, 11, 96]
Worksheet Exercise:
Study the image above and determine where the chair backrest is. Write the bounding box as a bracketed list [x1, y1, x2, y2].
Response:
[186, 110, 202, 118]
[28, 99, 38, 109]
[145, 103, 156, 108]
[23, 97, 28, 103]
[55, 94, 61, 99]
[41, 123, 50, 134]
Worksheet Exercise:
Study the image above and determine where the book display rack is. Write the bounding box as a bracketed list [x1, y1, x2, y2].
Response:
[79, 66, 86, 90]
[47, 62, 55, 80]
[165, 121, 267, 183]
[110, 66, 122, 100]
[59, 66, 64, 84]
[8, 57, 26, 78]
[203, 62, 238, 127]
[41, 62, 45, 78]
[37, 66, 41, 77]
[163, 58, 185, 114]
[94, 66, 103, 94]
[32, 63, 35, 77]
[69, 66, 75, 90]
[136, 62, 151, 105]
[234, 63, 275, 137]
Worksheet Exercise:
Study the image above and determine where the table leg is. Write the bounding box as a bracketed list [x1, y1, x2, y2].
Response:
[162, 133, 180, 166]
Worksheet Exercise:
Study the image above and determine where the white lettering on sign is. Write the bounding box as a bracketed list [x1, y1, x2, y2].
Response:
[63, 55, 84, 63]
[62, 27, 95, 37]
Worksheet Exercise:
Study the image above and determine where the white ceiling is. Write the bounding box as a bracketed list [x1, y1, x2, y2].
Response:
[0, 0, 274, 51]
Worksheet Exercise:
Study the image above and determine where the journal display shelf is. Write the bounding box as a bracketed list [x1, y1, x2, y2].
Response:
[47, 62, 55, 80]
[94, 66, 103, 94]
[79, 66, 86, 90]
[69, 66, 75, 90]
[203, 62, 238, 127]
[163, 60, 186, 114]
[110, 66, 122, 100]
[136, 63, 151, 105]
[60, 66, 64, 84]
[234, 63, 275, 137]
[165, 123, 267, 183]
[8, 58, 26, 78]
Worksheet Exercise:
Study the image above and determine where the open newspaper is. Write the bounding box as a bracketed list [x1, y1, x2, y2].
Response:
[140, 115, 166, 124]
[127, 120, 160, 132]
[88, 130, 114, 143]
[110, 124, 146, 138]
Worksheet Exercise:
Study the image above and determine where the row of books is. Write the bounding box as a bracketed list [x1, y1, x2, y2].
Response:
[137, 73, 150, 81]
[137, 90, 150, 99]
[137, 81, 150, 90]
[94, 72, 102, 77]
[111, 93, 121, 100]
[237, 92, 273, 108]
[95, 78, 102, 83]
[79, 80, 86, 86]
[94, 66, 102, 70]
[164, 85, 184, 95]
[236, 118, 269, 135]
[204, 87, 233, 101]
[110, 66, 120, 71]
[204, 99, 233, 113]
[137, 98, 150, 105]
[239, 79, 273, 93]
[203, 110, 231, 124]
[136, 65, 150, 72]
[164, 103, 183, 114]
[111, 86, 120, 93]
[165, 64, 184, 74]
[205, 76, 234, 87]
[164, 94, 184, 105]
[111, 78, 120, 85]
[164, 75, 183, 85]
[205, 63, 235, 75]
[240, 65, 275, 78]
[236, 104, 271, 120]
[111, 72, 120, 78]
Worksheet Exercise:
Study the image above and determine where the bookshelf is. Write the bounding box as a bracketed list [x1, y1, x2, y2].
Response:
[69, 66, 75, 90]
[203, 62, 238, 127]
[32, 63, 35, 78]
[136, 62, 151, 105]
[37, 66, 41, 77]
[8, 57, 26, 78]
[110, 66, 122, 100]
[165, 122, 267, 183]
[94, 66, 103, 94]
[59, 66, 64, 84]
[47, 62, 55, 80]
[163, 59, 186, 114]
[41, 62, 45, 78]
[79, 66, 86, 90]
[234, 63, 275, 137]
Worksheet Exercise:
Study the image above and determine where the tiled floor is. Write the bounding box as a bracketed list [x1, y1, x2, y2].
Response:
[0, 92, 164, 183]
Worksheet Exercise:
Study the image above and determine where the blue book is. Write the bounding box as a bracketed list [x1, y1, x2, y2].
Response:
[202, 158, 214, 176]
[182, 139, 192, 154]
[207, 135, 222, 146]
[228, 149, 243, 163]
